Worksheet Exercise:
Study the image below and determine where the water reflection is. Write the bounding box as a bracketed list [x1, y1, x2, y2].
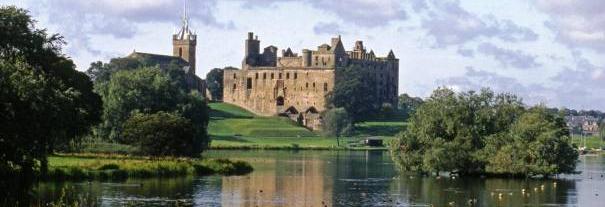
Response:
[31, 151, 605, 206]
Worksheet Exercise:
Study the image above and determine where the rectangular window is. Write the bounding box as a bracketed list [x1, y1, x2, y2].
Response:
[324, 83, 328, 92]
[233, 73, 236, 79]
[271, 73, 274, 79]
[246, 78, 252, 89]
[255, 73, 259, 79]
[263, 73, 266, 79]
[294, 73, 298, 79]
[286, 73, 290, 79]
[279, 73, 282, 79]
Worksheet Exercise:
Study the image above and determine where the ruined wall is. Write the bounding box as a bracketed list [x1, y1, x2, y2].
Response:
[224, 68, 334, 118]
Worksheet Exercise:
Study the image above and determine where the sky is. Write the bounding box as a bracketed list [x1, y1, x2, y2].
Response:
[2, 0, 605, 110]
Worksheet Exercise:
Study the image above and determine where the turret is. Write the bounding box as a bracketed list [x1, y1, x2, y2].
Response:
[245, 32, 260, 57]
[302, 49, 311, 67]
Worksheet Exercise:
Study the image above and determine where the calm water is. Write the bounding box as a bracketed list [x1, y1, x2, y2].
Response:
[34, 150, 605, 206]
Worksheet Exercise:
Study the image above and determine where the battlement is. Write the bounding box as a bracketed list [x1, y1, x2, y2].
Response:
[242, 32, 397, 70]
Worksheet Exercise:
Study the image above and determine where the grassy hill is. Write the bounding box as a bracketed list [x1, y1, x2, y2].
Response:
[207, 102, 407, 150]
[209, 102, 316, 138]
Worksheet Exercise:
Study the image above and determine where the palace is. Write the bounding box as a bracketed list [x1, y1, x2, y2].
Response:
[224, 32, 399, 129]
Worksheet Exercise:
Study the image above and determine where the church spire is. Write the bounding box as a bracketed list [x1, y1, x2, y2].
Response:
[173, 0, 197, 74]
[175, 0, 194, 40]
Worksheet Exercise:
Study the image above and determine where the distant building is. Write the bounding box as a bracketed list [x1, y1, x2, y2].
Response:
[224, 32, 399, 130]
[566, 115, 600, 135]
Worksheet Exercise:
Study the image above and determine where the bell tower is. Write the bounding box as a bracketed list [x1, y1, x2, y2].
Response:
[173, 0, 196, 74]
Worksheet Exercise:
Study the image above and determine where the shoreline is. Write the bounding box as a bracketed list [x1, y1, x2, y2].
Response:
[44, 153, 253, 181]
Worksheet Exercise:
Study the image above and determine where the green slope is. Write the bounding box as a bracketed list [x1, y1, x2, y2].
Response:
[208, 102, 316, 138]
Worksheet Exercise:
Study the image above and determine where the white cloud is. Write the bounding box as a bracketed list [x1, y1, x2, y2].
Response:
[536, 0, 605, 52]
[417, 0, 538, 48]
[476, 43, 541, 69]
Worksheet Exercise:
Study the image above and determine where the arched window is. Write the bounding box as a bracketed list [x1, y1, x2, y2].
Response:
[276, 96, 285, 106]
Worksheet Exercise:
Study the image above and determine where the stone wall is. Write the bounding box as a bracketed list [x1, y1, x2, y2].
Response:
[224, 68, 334, 118]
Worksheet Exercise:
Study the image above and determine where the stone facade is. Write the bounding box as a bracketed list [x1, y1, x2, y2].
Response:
[224, 32, 399, 130]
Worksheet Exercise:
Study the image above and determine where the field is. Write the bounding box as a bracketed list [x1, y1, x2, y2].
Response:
[570, 135, 605, 150]
[47, 154, 253, 180]
[208, 102, 405, 150]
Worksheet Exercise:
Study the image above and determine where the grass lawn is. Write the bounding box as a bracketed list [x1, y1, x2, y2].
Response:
[571, 135, 605, 150]
[208, 102, 405, 150]
[47, 154, 253, 180]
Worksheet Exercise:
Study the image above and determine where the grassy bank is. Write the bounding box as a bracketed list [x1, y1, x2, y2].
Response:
[208, 102, 405, 150]
[571, 135, 604, 150]
[211, 136, 397, 150]
[47, 154, 253, 180]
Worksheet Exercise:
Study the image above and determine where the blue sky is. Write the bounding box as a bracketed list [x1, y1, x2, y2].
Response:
[2, 0, 605, 110]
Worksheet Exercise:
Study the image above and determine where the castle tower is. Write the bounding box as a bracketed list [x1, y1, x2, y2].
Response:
[173, 0, 196, 74]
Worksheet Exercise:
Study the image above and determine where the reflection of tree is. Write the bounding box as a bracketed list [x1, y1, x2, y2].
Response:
[388, 175, 576, 206]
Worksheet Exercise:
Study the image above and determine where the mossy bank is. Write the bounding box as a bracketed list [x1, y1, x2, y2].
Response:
[45, 154, 253, 181]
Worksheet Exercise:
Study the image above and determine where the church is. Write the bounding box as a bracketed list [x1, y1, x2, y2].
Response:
[125, 5, 206, 96]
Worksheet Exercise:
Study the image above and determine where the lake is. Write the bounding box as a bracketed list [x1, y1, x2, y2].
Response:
[34, 150, 605, 206]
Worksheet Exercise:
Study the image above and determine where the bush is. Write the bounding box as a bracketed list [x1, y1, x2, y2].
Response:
[122, 112, 197, 156]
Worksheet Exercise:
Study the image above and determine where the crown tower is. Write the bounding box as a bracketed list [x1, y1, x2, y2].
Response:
[173, 0, 196, 74]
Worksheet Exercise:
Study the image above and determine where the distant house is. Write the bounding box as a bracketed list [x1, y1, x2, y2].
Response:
[566, 115, 600, 135]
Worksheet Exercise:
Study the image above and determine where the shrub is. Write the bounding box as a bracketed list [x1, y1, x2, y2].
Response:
[122, 112, 196, 157]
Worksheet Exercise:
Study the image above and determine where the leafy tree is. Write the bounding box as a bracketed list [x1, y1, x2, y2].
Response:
[94, 67, 210, 153]
[122, 112, 196, 156]
[1, 6, 101, 203]
[321, 108, 353, 146]
[398, 93, 423, 119]
[327, 64, 378, 122]
[97, 68, 182, 141]
[206, 68, 224, 101]
[179, 91, 211, 151]
[392, 88, 577, 176]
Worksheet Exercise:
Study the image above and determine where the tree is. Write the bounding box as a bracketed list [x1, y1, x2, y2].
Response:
[97, 67, 182, 141]
[122, 112, 196, 156]
[327, 64, 379, 122]
[1, 6, 101, 203]
[179, 91, 211, 152]
[321, 108, 353, 146]
[398, 93, 423, 119]
[392, 88, 577, 176]
[206, 68, 224, 101]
